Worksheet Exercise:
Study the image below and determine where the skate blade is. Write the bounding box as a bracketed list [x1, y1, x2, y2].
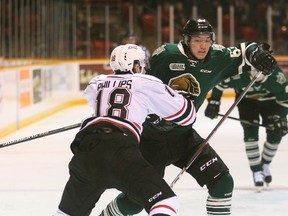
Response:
[255, 186, 263, 193]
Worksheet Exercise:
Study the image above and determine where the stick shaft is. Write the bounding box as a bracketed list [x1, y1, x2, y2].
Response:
[170, 71, 263, 187]
[0, 123, 81, 148]
[218, 114, 271, 129]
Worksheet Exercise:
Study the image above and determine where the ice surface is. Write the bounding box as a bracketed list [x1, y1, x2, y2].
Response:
[0, 98, 287, 215]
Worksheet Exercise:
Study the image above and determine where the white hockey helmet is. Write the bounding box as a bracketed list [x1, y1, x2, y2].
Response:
[110, 45, 124, 72]
[118, 44, 146, 74]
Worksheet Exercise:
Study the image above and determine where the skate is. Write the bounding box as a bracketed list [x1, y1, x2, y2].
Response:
[253, 171, 264, 192]
[262, 163, 272, 186]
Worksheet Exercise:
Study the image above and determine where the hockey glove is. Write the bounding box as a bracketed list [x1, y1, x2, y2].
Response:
[205, 98, 220, 119]
[267, 115, 288, 137]
[146, 114, 178, 132]
[249, 43, 276, 75]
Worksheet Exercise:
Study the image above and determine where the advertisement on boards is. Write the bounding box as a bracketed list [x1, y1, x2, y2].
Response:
[79, 63, 112, 90]
[19, 69, 32, 108]
[32, 69, 43, 104]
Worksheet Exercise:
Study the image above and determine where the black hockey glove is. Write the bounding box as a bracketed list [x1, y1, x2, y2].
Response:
[249, 43, 276, 75]
[267, 115, 288, 137]
[204, 98, 220, 119]
[146, 114, 178, 132]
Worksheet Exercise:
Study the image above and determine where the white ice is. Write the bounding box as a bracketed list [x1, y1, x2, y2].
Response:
[0, 98, 287, 216]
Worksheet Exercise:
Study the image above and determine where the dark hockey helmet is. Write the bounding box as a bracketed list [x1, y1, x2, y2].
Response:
[182, 19, 215, 45]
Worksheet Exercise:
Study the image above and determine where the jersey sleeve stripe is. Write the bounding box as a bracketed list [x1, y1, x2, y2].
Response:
[276, 99, 288, 108]
[164, 98, 196, 125]
[132, 122, 142, 132]
[170, 99, 194, 124]
[179, 103, 196, 126]
[164, 97, 187, 120]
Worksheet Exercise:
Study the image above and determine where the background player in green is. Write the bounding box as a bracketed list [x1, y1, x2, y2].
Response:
[204, 66, 288, 187]
[100, 18, 277, 216]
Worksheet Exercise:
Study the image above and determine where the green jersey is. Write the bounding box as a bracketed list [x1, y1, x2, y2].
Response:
[210, 68, 288, 116]
[149, 41, 257, 111]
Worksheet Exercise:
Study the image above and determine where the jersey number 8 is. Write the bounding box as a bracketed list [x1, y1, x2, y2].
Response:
[96, 88, 131, 119]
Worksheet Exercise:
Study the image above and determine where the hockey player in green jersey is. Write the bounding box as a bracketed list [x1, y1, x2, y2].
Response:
[205, 67, 288, 187]
[99, 19, 277, 215]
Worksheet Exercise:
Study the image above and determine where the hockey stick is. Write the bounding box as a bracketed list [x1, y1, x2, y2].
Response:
[170, 71, 263, 188]
[0, 123, 81, 149]
[218, 114, 272, 130]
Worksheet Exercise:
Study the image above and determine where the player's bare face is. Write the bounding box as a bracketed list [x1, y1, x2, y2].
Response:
[189, 34, 211, 60]
[250, 68, 265, 82]
[133, 63, 142, 73]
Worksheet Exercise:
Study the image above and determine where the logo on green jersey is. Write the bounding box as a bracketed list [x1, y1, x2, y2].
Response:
[276, 72, 287, 85]
[169, 63, 185, 71]
[168, 73, 200, 96]
[200, 69, 212, 73]
[152, 45, 165, 56]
